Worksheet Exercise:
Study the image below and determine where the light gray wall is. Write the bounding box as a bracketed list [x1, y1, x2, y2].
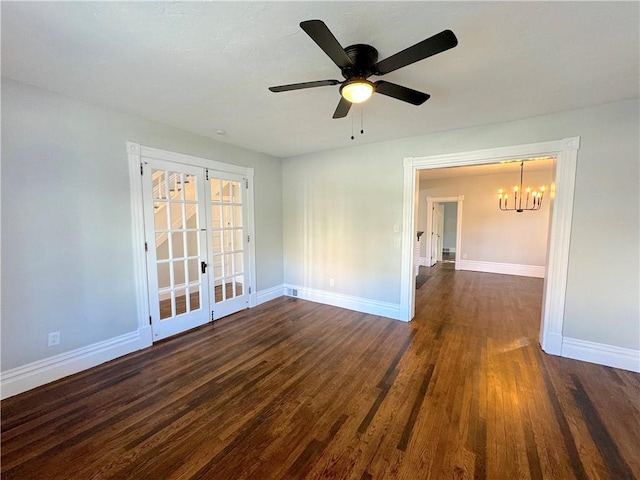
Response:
[418, 169, 553, 265]
[282, 98, 639, 350]
[1, 78, 284, 370]
[442, 202, 457, 251]
[282, 146, 403, 303]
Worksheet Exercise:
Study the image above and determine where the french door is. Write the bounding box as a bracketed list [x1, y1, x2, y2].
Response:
[142, 158, 250, 341]
[206, 170, 250, 319]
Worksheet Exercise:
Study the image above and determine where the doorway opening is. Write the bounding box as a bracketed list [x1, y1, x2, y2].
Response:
[400, 137, 580, 356]
[440, 203, 458, 264]
[423, 196, 463, 268]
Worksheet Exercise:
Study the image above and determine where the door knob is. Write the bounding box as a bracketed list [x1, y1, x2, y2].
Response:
[201, 261, 208, 274]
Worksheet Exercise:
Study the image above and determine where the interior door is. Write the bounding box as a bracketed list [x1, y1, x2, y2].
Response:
[435, 204, 445, 262]
[143, 159, 210, 341]
[430, 203, 444, 266]
[207, 171, 250, 319]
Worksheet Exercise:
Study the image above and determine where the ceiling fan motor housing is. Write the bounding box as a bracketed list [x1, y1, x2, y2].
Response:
[342, 44, 379, 79]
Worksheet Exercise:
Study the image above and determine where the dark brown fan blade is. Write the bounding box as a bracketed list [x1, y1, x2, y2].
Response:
[374, 81, 430, 105]
[332, 97, 352, 118]
[374, 30, 457, 75]
[300, 20, 354, 69]
[269, 79, 341, 92]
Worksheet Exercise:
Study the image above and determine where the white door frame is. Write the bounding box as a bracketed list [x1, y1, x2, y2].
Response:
[400, 137, 580, 356]
[127, 142, 257, 347]
[425, 196, 463, 267]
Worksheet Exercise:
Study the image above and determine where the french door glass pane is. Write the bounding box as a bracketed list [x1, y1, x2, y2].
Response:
[175, 288, 187, 315]
[154, 202, 167, 229]
[212, 232, 222, 254]
[221, 180, 231, 202]
[189, 286, 200, 310]
[156, 234, 169, 260]
[153, 171, 167, 199]
[172, 232, 184, 258]
[170, 204, 183, 229]
[234, 278, 244, 296]
[211, 179, 221, 200]
[186, 207, 198, 228]
[184, 175, 196, 201]
[232, 206, 243, 227]
[174, 261, 185, 285]
[185, 232, 196, 257]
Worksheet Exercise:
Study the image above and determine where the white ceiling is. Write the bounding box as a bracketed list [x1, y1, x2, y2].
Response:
[2, 2, 638, 158]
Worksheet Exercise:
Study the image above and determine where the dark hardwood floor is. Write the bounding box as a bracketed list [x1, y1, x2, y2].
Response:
[2, 264, 639, 479]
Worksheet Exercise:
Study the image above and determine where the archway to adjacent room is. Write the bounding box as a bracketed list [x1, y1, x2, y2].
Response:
[400, 137, 580, 355]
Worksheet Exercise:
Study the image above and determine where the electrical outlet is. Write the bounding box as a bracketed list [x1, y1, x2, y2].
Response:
[329, 278, 335, 287]
[463, 253, 468, 259]
[48, 331, 60, 346]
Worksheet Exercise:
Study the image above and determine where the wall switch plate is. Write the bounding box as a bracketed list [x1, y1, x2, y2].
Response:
[329, 278, 335, 287]
[48, 331, 60, 346]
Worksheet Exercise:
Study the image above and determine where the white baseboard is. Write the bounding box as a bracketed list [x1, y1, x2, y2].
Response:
[541, 332, 563, 356]
[561, 337, 640, 373]
[456, 259, 545, 278]
[257, 284, 285, 305]
[284, 284, 404, 321]
[418, 256, 428, 267]
[1, 330, 148, 399]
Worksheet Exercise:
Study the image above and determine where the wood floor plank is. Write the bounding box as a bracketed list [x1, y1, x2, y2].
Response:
[2, 265, 639, 479]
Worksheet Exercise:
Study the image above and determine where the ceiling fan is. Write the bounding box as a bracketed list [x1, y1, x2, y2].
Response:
[269, 20, 458, 119]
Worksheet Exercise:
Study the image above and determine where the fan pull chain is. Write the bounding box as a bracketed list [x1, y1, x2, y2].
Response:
[349, 107, 365, 140]
[351, 113, 355, 140]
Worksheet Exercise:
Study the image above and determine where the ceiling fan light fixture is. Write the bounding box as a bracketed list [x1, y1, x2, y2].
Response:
[340, 80, 374, 104]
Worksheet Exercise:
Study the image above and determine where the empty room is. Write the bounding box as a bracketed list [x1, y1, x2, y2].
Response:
[1, 2, 639, 479]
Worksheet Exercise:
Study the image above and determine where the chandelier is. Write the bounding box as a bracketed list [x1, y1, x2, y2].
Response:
[498, 162, 545, 212]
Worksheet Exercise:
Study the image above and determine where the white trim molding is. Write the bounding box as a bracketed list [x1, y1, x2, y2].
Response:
[127, 142, 154, 344]
[284, 285, 404, 321]
[1, 330, 147, 399]
[456, 260, 545, 278]
[139, 145, 249, 176]
[401, 137, 580, 359]
[539, 148, 578, 355]
[257, 285, 286, 305]
[562, 338, 640, 373]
